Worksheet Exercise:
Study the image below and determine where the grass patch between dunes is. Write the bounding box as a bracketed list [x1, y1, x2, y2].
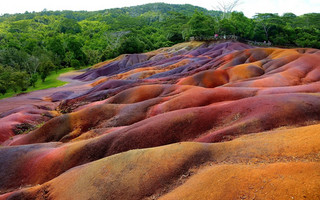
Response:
[0, 67, 75, 100]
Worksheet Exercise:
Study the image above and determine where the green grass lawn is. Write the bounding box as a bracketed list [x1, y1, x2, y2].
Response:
[0, 67, 75, 100]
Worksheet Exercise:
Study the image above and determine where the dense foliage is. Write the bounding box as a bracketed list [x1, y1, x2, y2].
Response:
[0, 3, 319, 95]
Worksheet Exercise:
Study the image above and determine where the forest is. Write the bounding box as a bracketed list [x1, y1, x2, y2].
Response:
[0, 3, 319, 95]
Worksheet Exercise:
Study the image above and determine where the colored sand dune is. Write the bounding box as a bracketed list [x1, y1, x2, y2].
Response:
[0, 41, 320, 199]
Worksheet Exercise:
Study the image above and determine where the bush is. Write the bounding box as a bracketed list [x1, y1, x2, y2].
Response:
[119, 36, 146, 54]
[0, 83, 7, 95]
[71, 59, 81, 69]
[29, 74, 38, 87]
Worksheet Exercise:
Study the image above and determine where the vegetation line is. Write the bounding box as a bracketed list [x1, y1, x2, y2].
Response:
[0, 67, 74, 99]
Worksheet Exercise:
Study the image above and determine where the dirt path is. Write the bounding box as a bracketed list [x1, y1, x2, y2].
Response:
[0, 70, 93, 114]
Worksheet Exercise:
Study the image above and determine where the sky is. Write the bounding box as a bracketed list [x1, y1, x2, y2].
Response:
[0, 0, 319, 18]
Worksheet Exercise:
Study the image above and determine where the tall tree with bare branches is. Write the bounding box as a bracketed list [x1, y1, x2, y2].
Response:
[214, 0, 241, 19]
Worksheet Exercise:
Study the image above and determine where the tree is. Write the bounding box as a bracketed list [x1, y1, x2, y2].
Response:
[105, 31, 131, 50]
[84, 49, 102, 65]
[46, 37, 65, 62]
[66, 36, 87, 66]
[187, 11, 215, 38]
[0, 66, 9, 95]
[64, 51, 74, 67]
[254, 13, 284, 41]
[58, 18, 82, 34]
[282, 13, 297, 27]
[12, 71, 29, 91]
[0, 65, 12, 89]
[23, 38, 38, 53]
[299, 13, 320, 29]
[229, 11, 254, 39]
[0, 82, 6, 95]
[214, 0, 241, 19]
[71, 59, 81, 69]
[25, 56, 39, 75]
[8, 20, 29, 33]
[294, 28, 320, 48]
[218, 18, 235, 35]
[164, 12, 190, 42]
[29, 74, 38, 87]
[39, 58, 54, 82]
[0, 48, 29, 71]
[119, 36, 146, 54]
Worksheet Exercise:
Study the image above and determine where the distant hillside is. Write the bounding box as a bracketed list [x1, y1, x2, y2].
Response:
[0, 3, 221, 21]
